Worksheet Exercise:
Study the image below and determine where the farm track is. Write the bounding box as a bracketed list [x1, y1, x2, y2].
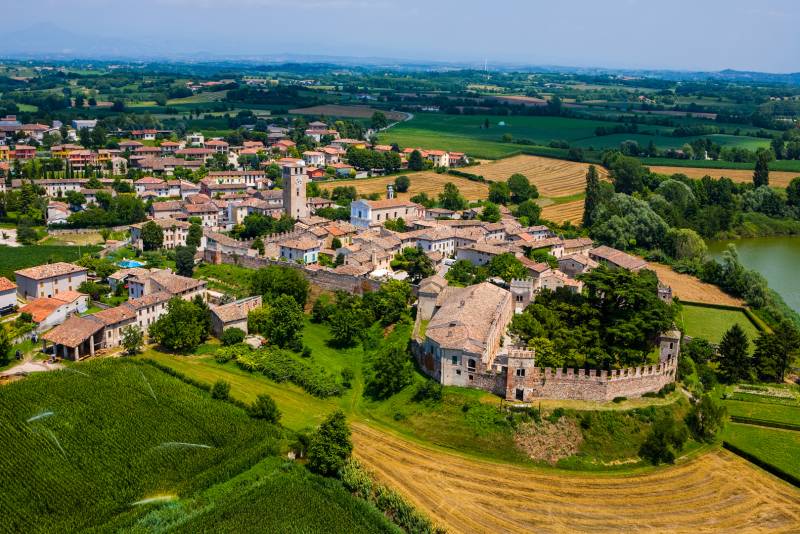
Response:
[353, 423, 800, 533]
[477, 155, 609, 197]
[649, 166, 798, 188]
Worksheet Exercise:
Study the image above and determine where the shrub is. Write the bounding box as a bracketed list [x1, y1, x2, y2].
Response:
[413, 380, 443, 403]
[612, 396, 627, 403]
[365, 345, 413, 400]
[547, 407, 565, 423]
[221, 327, 246, 346]
[340, 368, 354, 389]
[211, 379, 231, 400]
[248, 394, 281, 423]
[639, 415, 689, 465]
[685, 394, 727, 443]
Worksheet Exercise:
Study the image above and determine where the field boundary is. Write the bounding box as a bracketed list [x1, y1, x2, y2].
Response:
[729, 416, 800, 432]
[722, 441, 800, 488]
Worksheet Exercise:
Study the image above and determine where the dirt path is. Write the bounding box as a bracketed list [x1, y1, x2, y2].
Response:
[352, 423, 800, 533]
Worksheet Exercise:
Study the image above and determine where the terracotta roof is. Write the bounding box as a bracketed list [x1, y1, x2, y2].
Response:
[15, 262, 87, 281]
[42, 315, 104, 347]
[131, 218, 190, 230]
[0, 277, 16, 292]
[363, 198, 418, 210]
[589, 246, 648, 271]
[20, 298, 67, 323]
[123, 291, 172, 310]
[280, 238, 320, 251]
[152, 200, 183, 212]
[92, 305, 136, 326]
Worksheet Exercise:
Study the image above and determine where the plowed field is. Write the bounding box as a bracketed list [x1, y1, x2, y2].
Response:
[477, 155, 609, 197]
[353, 424, 800, 533]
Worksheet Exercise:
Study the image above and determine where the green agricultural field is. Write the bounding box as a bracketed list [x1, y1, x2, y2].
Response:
[379, 113, 613, 159]
[0, 245, 102, 280]
[571, 132, 769, 151]
[722, 423, 800, 480]
[0, 359, 395, 533]
[677, 304, 760, 343]
[722, 398, 800, 427]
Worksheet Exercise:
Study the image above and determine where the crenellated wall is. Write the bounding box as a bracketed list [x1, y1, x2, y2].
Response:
[505, 357, 677, 402]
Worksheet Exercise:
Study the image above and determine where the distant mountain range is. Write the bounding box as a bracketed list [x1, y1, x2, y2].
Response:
[2, 23, 799, 84]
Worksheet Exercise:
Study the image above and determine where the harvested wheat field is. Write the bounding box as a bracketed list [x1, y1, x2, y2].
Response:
[353, 424, 800, 533]
[542, 199, 585, 224]
[478, 155, 609, 197]
[648, 263, 744, 306]
[649, 166, 799, 188]
[289, 104, 408, 121]
[319, 172, 489, 201]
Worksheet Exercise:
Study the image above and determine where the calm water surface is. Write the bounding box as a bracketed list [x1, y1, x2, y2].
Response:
[706, 236, 800, 313]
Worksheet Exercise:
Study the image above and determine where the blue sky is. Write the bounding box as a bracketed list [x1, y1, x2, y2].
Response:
[4, 0, 800, 72]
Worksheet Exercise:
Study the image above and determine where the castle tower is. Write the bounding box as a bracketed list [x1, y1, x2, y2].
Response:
[510, 278, 534, 313]
[282, 160, 309, 219]
[659, 329, 682, 362]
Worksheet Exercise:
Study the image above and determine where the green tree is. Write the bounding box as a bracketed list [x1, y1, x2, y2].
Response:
[582, 165, 601, 228]
[221, 327, 246, 346]
[438, 182, 467, 211]
[370, 111, 389, 130]
[247, 306, 271, 336]
[514, 199, 541, 224]
[408, 150, 424, 171]
[366, 345, 413, 399]
[328, 307, 366, 347]
[140, 221, 164, 251]
[606, 153, 648, 195]
[753, 150, 770, 187]
[148, 297, 209, 353]
[508, 173, 538, 203]
[186, 221, 203, 249]
[391, 247, 434, 283]
[394, 175, 410, 193]
[479, 202, 501, 223]
[248, 394, 281, 423]
[666, 228, 707, 261]
[250, 266, 310, 307]
[753, 321, 800, 382]
[686, 395, 727, 443]
[0, 325, 11, 364]
[787, 177, 800, 208]
[307, 410, 352, 476]
[488, 181, 511, 205]
[716, 324, 751, 383]
[175, 246, 195, 277]
[264, 294, 304, 348]
[487, 253, 526, 282]
[121, 325, 144, 356]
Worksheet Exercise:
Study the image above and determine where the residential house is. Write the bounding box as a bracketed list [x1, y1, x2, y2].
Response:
[279, 239, 320, 264]
[0, 277, 16, 313]
[14, 262, 88, 300]
[350, 198, 422, 228]
[130, 218, 191, 250]
[210, 296, 262, 337]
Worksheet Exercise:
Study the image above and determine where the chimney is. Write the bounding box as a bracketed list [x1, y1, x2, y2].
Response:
[387, 184, 394, 199]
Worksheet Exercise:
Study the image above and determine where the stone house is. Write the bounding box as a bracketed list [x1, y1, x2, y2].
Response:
[210, 296, 262, 337]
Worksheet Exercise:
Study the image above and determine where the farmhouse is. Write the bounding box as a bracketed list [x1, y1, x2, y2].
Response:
[15, 262, 88, 300]
[210, 296, 262, 337]
[350, 198, 422, 228]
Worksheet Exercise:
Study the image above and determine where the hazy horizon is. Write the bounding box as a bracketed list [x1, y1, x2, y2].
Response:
[3, 0, 800, 73]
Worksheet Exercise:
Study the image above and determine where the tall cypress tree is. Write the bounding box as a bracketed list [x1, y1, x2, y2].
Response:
[582, 164, 600, 228]
[717, 324, 751, 383]
[753, 150, 770, 187]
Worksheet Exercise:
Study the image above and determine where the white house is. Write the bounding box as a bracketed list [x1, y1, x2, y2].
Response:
[350, 199, 422, 228]
[14, 263, 88, 300]
[279, 239, 320, 264]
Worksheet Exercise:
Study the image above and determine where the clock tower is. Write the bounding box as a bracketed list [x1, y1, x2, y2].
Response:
[282, 159, 309, 219]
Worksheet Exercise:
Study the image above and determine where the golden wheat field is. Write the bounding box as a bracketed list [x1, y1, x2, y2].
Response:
[649, 166, 799, 188]
[477, 155, 609, 198]
[541, 199, 585, 224]
[648, 263, 744, 306]
[353, 424, 800, 534]
[319, 172, 490, 201]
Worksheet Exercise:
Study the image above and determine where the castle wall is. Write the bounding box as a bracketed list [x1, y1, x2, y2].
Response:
[505, 358, 677, 402]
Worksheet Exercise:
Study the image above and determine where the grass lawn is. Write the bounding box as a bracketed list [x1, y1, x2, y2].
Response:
[194, 263, 253, 298]
[677, 304, 760, 343]
[721, 398, 800, 426]
[722, 423, 800, 480]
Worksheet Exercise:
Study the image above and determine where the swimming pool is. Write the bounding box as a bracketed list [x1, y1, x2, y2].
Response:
[118, 259, 145, 268]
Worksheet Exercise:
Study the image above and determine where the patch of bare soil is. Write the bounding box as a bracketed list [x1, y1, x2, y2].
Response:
[515, 417, 583, 464]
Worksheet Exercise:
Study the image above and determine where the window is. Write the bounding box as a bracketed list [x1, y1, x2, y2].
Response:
[467, 358, 476, 371]
[516, 368, 525, 377]
[468, 374, 474, 381]
[451, 356, 458, 365]
[515, 388, 524, 401]
[456, 369, 461, 375]
[669, 342, 674, 349]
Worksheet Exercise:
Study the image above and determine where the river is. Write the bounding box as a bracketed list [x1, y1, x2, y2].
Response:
[706, 236, 800, 314]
